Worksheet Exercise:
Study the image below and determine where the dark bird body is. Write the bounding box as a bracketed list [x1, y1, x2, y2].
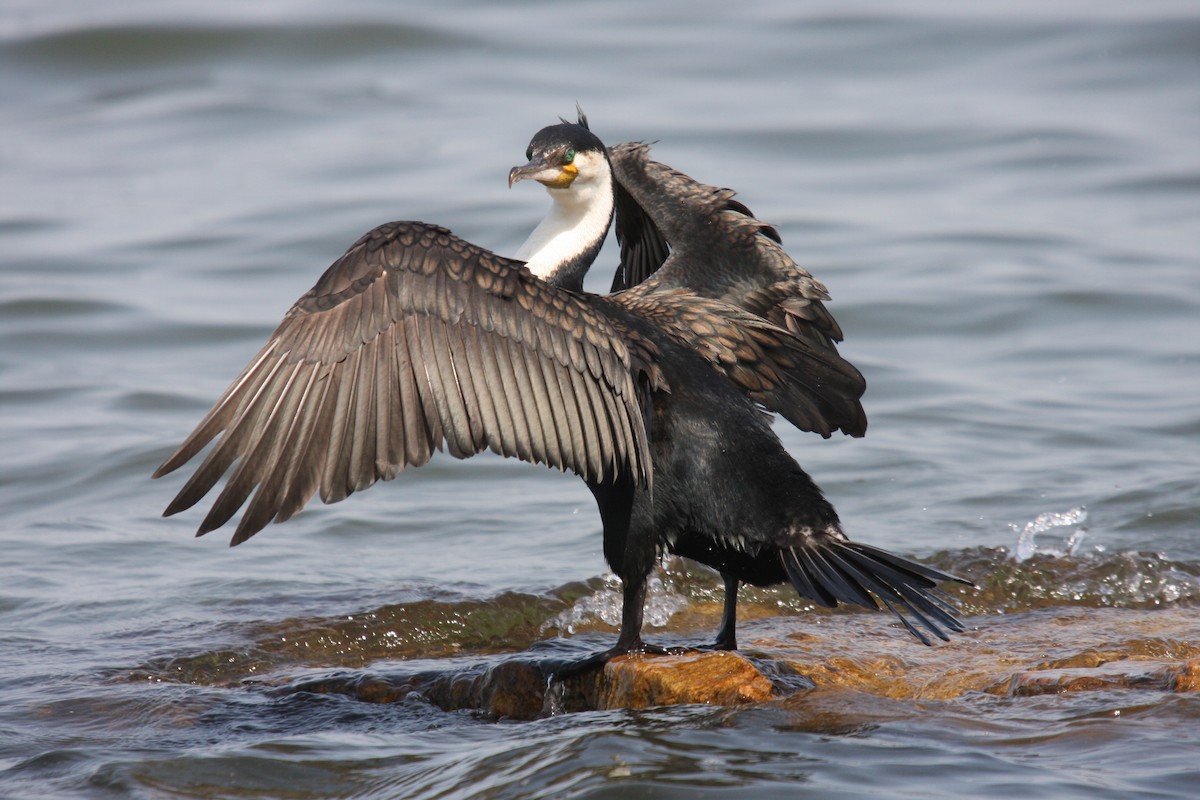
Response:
[155, 114, 965, 663]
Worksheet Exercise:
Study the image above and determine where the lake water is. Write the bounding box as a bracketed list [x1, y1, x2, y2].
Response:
[2, 1, 1198, 797]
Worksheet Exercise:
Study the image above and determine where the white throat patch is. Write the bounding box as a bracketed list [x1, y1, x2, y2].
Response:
[514, 151, 613, 281]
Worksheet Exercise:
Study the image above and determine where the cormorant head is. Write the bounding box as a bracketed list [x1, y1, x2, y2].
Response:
[508, 117, 608, 193]
[508, 112, 614, 286]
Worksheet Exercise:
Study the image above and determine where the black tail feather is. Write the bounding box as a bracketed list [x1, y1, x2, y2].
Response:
[848, 541, 973, 588]
[805, 546, 881, 611]
[878, 596, 933, 646]
[781, 539, 967, 645]
[836, 546, 965, 633]
[825, 547, 954, 643]
[782, 549, 837, 608]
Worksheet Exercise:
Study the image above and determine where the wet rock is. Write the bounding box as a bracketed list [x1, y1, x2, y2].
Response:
[740, 606, 1200, 701]
[266, 606, 1198, 719]
[281, 651, 774, 720]
[589, 651, 776, 709]
[1002, 659, 1200, 696]
[166, 604, 1200, 724]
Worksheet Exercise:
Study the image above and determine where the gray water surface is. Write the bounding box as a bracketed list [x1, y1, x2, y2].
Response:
[2, 1, 1199, 798]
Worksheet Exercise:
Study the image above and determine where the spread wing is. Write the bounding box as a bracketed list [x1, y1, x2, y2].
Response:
[607, 143, 866, 437]
[154, 221, 652, 545]
[608, 142, 848, 353]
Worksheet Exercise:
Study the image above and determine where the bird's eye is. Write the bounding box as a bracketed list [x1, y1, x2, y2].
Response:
[564, 148, 576, 164]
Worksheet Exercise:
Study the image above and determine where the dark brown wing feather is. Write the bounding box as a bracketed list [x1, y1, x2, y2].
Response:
[154, 221, 652, 545]
[608, 142, 846, 352]
[609, 174, 671, 293]
[616, 290, 866, 438]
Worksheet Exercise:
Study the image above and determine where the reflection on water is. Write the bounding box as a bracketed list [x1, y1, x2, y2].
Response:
[2, 0, 1199, 798]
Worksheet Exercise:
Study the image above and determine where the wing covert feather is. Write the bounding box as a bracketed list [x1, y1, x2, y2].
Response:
[616, 290, 866, 438]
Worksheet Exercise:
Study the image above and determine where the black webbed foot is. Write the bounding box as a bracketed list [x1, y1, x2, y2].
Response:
[709, 634, 737, 652]
[638, 641, 696, 657]
[538, 639, 696, 679]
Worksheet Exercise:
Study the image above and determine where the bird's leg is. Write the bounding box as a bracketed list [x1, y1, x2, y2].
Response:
[611, 566, 650, 652]
[611, 567, 681, 656]
[540, 569, 688, 679]
[711, 572, 740, 651]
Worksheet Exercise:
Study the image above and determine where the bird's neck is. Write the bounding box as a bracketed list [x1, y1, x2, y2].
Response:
[515, 161, 614, 292]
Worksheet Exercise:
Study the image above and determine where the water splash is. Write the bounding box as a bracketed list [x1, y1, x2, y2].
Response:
[1012, 506, 1088, 562]
[545, 573, 689, 634]
[937, 545, 1200, 615]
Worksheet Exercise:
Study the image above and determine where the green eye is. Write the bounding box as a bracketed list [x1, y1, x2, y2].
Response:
[564, 148, 576, 164]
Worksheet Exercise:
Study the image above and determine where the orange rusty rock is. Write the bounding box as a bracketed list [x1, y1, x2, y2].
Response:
[593, 651, 776, 710]
[782, 654, 918, 699]
[232, 606, 1200, 717]
[738, 606, 1200, 702]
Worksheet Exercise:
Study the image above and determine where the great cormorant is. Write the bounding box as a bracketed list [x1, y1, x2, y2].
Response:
[154, 113, 965, 663]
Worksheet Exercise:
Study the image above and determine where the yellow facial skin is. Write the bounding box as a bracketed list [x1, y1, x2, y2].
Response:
[544, 162, 578, 188]
[508, 151, 578, 189]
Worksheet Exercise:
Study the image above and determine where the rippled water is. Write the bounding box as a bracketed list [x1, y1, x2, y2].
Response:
[2, 1, 1198, 797]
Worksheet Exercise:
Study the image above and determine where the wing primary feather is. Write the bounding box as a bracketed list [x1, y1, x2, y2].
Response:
[348, 336, 380, 492]
[164, 353, 291, 517]
[154, 344, 278, 479]
[320, 345, 363, 504]
[462, 322, 509, 456]
[374, 326, 400, 478]
[412, 315, 452, 448]
[394, 317, 430, 467]
[420, 316, 473, 458]
[534, 343, 577, 474]
[232, 362, 323, 542]
[197, 360, 305, 536]
[441, 319, 487, 455]
[509, 337, 556, 469]
[566, 366, 602, 482]
[493, 335, 536, 463]
[159, 222, 657, 539]
[276, 363, 339, 523]
[311, 303, 351, 362]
